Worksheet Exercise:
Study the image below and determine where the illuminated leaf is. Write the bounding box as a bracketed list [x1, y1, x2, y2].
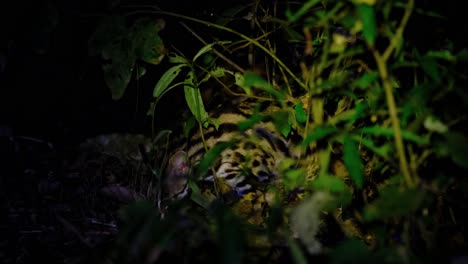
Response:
[131, 18, 166, 65]
[343, 136, 364, 188]
[312, 174, 346, 192]
[184, 71, 209, 124]
[301, 126, 339, 148]
[358, 126, 429, 145]
[242, 72, 284, 104]
[295, 103, 307, 123]
[357, 4, 377, 46]
[153, 64, 186, 97]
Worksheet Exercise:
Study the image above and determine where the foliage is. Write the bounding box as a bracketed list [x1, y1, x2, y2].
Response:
[84, 0, 467, 263]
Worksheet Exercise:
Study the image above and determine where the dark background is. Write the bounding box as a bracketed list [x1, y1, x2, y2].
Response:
[0, 0, 464, 145]
[0, 0, 251, 146]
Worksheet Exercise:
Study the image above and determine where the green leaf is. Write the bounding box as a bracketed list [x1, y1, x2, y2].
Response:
[312, 174, 346, 192]
[184, 71, 209, 124]
[363, 186, 425, 221]
[193, 41, 230, 62]
[347, 102, 367, 126]
[196, 141, 239, 178]
[286, 0, 322, 23]
[238, 111, 265, 132]
[358, 126, 429, 145]
[284, 169, 307, 191]
[242, 72, 284, 104]
[352, 71, 378, 89]
[426, 50, 456, 62]
[355, 136, 390, 159]
[272, 111, 291, 137]
[188, 181, 211, 209]
[357, 4, 377, 46]
[295, 103, 307, 123]
[169, 54, 188, 64]
[153, 64, 186, 97]
[130, 18, 166, 65]
[102, 53, 135, 100]
[343, 136, 364, 188]
[301, 126, 339, 148]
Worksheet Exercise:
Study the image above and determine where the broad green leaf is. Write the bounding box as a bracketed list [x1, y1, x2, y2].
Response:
[354, 136, 390, 159]
[153, 64, 186, 97]
[193, 41, 230, 62]
[102, 54, 135, 100]
[343, 136, 364, 188]
[184, 71, 209, 124]
[363, 186, 425, 221]
[295, 102, 307, 123]
[352, 71, 378, 89]
[196, 141, 239, 178]
[312, 174, 346, 193]
[301, 126, 339, 148]
[193, 43, 217, 62]
[210, 66, 228, 78]
[130, 18, 166, 65]
[272, 111, 291, 137]
[357, 4, 377, 46]
[358, 126, 429, 145]
[199, 66, 229, 84]
[169, 54, 188, 64]
[284, 169, 307, 191]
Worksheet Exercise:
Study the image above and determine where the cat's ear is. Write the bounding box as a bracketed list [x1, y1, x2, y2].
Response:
[164, 150, 190, 199]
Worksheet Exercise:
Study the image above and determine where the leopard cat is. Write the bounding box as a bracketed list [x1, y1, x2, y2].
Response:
[67, 97, 321, 224]
[161, 98, 321, 222]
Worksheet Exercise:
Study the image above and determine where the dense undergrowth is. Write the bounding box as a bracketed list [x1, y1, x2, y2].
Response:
[2, 0, 467, 263]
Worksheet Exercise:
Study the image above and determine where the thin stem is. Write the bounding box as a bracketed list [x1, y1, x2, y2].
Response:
[371, 0, 415, 187]
[129, 10, 306, 90]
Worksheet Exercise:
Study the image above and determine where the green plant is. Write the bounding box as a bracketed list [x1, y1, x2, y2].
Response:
[88, 0, 468, 262]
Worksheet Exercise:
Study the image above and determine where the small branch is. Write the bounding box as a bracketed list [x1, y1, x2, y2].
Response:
[371, 0, 416, 187]
[133, 10, 306, 89]
[382, 0, 414, 61]
[179, 22, 245, 73]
